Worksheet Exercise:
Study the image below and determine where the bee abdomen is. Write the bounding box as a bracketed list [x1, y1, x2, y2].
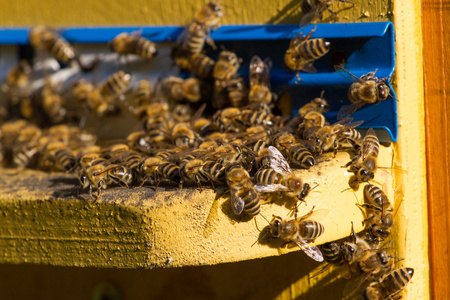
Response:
[291, 144, 315, 168]
[382, 267, 414, 294]
[189, 54, 215, 78]
[320, 242, 345, 265]
[255, 168, 282, 185]
[49, 38, 75, 64]
[299, 220, 324, 241]
[54, 149, 76, 171]
[240, 187, 260, 215]
[136, 38, 157, 59]
[300, 38, 330, 61]
[364, 184, 383, 206]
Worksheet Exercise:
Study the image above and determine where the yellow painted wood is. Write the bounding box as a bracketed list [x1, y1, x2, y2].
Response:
[391, 0, 429, 299]
[0, 0, 391, 27]
[0, 149, 395, 269]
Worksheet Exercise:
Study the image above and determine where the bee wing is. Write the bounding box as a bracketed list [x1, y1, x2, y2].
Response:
[293, 237, 324, 262]
[301, 62, 317, 74]
[342, 272, 372, 297]
[230, 187, 245, 215]
[361, 128, 377, 160]
[300, 3, 327, 26]
[337, 103, 365, 120]
[254, 183, 290, 193]
[334, 66, 365, 84]
[268, 146, 292, 175]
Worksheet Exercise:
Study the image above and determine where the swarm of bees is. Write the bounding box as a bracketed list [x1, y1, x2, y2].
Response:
[0, 1, 412, 299]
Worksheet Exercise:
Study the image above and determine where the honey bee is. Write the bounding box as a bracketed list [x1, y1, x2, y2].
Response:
[298, 91, 330, 118]
[188, 53, 215, 78]
[364, 267, 414, 300]
[213, 107, 244, 133]
[268, 207, 324, 262]
[99, 70, 132, 101]
[133, 79, 153, 107]
[194, 0, 223, 29]
[171, 122, 200, 148]
[254, 146, 311, 203]
[300, 0, 354, 26]
[346, 128, 379, 189]
[248, 56, 272, 105]
[336, 66, 392, 119]
[161, 76, 202, 103]
[312, 118, 363, 156]
[226, 166, 261, 216]
[28, 26, 97, 72]
[226, 76, 247, 107]
[71, 79, 113, 117]
[321, 241, 346, 266]
[109, 32, 158, 59]
[362, 184, 394, 241]
[39, 141, 77, 172]
[2, 60, 32, 98]
[176, 22, 210, 56]
[126, 131, 152, 153]
[213, 51, 241, 81]
[302, 111, 327, 140]
[140, 156, 181, 188]
[41, 75, 66, 123]
[274, 132, 315, 169]
[283, 27, 330, 78]
[180, 158, 209, 190]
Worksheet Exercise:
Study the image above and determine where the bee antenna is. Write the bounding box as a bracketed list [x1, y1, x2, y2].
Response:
[260, 213, 270, 225]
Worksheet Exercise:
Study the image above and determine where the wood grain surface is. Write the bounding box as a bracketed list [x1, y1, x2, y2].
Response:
[422, 0, 450, 299]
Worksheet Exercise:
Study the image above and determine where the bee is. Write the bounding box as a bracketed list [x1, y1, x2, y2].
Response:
[312, 118, 363, 156]
[171, 122, 200, 148]
[364, 267, 414, 300]
[213, 107, 244, 133]
[161, 76, 202, 103]
[126, 131, 152, 153]
[99, 70, 132, 101]
[109, 32, 158, 59]
[346, 128, 379, 189]
[283, 27, 330, 78]
[268, 207, 324, 262]
[248, 56, 273, 105]
[71, 79, 113, 117]
[302, 111, 327, 140]
[180, 158, 209, 191]
[41, 75, 66, 123]
[362, 184, 394, 241]
[176, 21, 210, 56]
[200, 160, 227, 187]
[300, 0, 354, 26]
[193, 117, 219, 137]
[133, 79, 153, 107]
[213, 51, 241, 81]
[2, 60, 32, 98]
[298, 91, 330, 118]
[213, 141, 246, 166]
[274, 132, 315, 169]
[188, 53, 215, 78]
[28, 26, 96, 72]
[226, 166, 261, 216]
[38, 141, 76, 172]
[254, 146, 311, 203]
[240, 108, 274, 128]
[194, 0, 223, 29]
[336, 66, 392, 119]
[140, 156, 181, 188]
[226, 76, 247, 108]
[321, 241, 346, 266]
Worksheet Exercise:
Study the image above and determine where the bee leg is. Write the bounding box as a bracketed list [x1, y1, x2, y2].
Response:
[295, 72, 303, 83]
[333, 140, 338, 157]
[154, 180, 161, 191]
[195, 175, 203, 192]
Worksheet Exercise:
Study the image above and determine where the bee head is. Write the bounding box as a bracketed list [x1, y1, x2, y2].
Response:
[377, 83, 390, 101]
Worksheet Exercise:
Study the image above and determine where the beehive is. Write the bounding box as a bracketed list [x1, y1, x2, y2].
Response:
[0, 0, 430, 299]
